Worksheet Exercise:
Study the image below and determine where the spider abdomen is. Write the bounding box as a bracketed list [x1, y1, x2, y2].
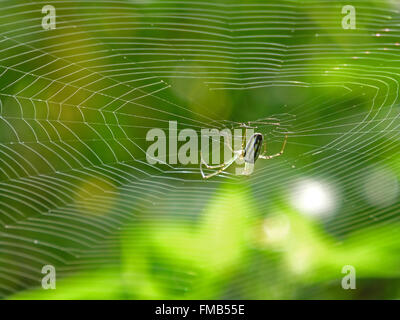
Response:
[244, 133, 263, 164]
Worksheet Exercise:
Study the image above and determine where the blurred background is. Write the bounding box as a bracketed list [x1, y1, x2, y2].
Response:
[0, 0, 399, 299]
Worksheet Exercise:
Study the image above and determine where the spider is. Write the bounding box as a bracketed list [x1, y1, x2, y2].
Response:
[200, 122, 288, 179]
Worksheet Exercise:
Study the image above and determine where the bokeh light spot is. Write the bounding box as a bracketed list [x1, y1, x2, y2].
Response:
[291, 179, 337, 218]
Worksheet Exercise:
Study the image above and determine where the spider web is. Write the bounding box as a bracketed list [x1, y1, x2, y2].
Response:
[0, 0, 399, 298]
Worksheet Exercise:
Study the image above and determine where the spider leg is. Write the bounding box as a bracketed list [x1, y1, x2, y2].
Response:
[248, 121, 281, 127]
[201, 167, 226, 179]
[248, 118, 282, 128]
[259, 134, 288, 160]
[200, 152, 227, 169]
[200, 153, 239, 179]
